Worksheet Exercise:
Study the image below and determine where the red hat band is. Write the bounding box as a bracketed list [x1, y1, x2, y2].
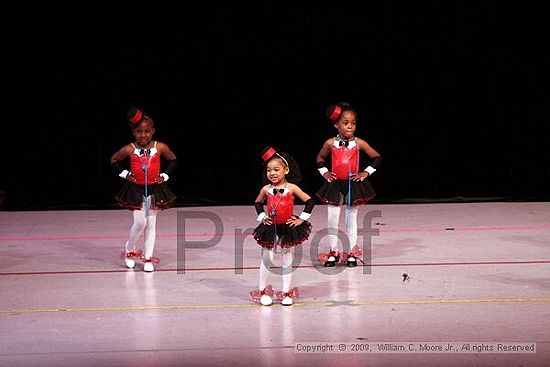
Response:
[329, 105, 342, 122]
[262, 147, 277, 162]
[128, 109, 143, 124]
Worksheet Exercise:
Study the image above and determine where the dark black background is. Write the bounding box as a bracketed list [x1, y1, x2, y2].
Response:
[3, 2, 549, 210]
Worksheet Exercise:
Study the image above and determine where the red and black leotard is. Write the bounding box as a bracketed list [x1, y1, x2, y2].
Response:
[129, 144, 161, 185]
[115, 141, 176, 210]
[253, 187, 312, 248]
[316, 138, 376, 206]
[331, 140, 359, 179]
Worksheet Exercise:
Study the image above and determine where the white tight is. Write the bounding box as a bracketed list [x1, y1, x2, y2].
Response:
[327, 205, 358, 252]
[259, 247, 294, 292]
[125, 197, 158, 259]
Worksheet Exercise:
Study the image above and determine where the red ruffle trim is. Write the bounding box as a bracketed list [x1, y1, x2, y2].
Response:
[250, 285, 274, 303]
[276, 287, 299, 301]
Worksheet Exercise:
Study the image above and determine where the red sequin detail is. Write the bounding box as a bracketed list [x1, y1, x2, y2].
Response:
[250, 285, 274, 303]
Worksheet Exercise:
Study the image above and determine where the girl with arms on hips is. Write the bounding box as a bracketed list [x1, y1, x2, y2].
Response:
[316, 102, 381, 267]
[251, 147, 315, 306]
[110, 107, 177, 272]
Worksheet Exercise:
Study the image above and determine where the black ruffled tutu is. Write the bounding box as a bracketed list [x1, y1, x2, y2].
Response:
[253, 221, 312, 249]
[116, 182, 176, 210]
[316, 179, 375, 206]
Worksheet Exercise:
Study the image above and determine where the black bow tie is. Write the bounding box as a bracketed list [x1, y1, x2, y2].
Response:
[339, 140, 349, 147]
[272, 188, 285, 194]
[139, 148, 151, 155]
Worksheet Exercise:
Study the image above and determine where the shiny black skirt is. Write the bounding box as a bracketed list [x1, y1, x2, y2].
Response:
[116, 182, 176, 210]
[316, 179, 375, 206]
[253, 221, 312, 248]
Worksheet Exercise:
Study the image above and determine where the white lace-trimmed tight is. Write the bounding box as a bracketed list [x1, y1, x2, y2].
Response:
[126, 197, 158, 259]
[327, 205, 358, 252]
[259, 247, 275, 290]
[259, 247, 294, 292]
[281, 247, 294, 292]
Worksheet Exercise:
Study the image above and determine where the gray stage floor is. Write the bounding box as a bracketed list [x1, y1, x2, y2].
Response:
[1, 202, 549, 367]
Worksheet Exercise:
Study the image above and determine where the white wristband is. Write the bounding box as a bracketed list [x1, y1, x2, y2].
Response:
[298, 212, 311, 221]
[318, 167, 329, 176]
[256, 212, 267, 223]
[119, 169, 130, 179]
[160, 173, 169, 182]
[364, 166, 376, 175]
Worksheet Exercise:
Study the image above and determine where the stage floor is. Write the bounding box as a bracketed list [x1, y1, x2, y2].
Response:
[1, 202, 550, 367]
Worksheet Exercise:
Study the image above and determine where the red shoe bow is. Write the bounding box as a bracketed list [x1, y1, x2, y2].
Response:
[120, 249, 143, 259]
[276, 287, 299, 301]
[250, 285, 274, 303]
[141, 256, 160, 264]
[319, 250, 339, 263]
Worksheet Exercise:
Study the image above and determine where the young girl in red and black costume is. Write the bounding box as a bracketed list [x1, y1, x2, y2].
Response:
[110, 107, 177, 272]
[316, 102, 381, 267]
[250, 147, 315, 306]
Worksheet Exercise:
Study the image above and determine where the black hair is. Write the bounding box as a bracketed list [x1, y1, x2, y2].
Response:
[326, 101, 356, 122]
[126, 107, 154, 129]
[260, 150, 303, 185]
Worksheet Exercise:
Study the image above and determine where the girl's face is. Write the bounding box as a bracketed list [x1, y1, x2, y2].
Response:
[335, 110, 357, 139]
[266, 158, 289, 185]
[132, 120, 155, 147]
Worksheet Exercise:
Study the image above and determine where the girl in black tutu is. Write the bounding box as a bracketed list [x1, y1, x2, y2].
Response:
[250, 147, 315, 306]
[316, 102, 381, 267]
[110, 107, 177, 272]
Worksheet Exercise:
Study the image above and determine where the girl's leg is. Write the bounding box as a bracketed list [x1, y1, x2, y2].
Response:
[346, 206, 360, 267]
[327, 205, 341, 252]
[128, 209, 147, 249]
[347, 206, 359, 249]
[281, 247, 294, 292]
[321, 205, 341, 266]
[124, 208, 147, 269]
[143, 207, 158, 272]
[281, 247, 295, 306]
[259, 247, 275, 290]
[143, 209, 158, 259]
[258, 247, 275, 305]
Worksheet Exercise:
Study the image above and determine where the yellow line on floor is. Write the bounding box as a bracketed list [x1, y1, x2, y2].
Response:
[351, 298, 550, 306]
[2, 298, 550, 314]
